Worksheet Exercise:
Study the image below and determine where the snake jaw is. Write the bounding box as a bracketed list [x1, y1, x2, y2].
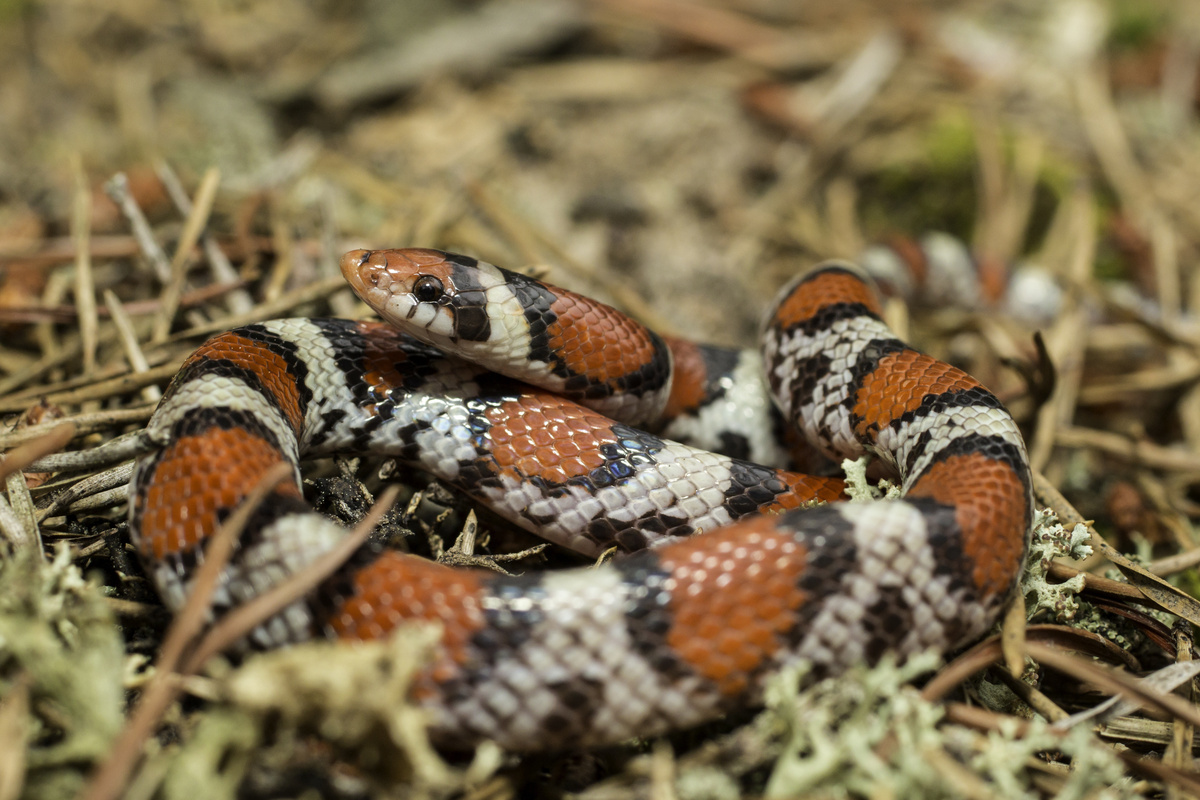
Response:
[340, 248, 457, 343]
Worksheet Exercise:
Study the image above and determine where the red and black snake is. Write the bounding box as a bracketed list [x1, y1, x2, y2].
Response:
[128, 247, 1032, 751]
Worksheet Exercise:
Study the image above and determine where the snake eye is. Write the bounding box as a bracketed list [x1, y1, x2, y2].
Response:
[413, 275, 445, 303]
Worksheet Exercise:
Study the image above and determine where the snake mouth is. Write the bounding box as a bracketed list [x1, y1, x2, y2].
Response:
[339, 248, 386, 295]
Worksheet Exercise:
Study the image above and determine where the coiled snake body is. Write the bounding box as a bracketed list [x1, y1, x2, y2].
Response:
[129, 248, 1032, 751]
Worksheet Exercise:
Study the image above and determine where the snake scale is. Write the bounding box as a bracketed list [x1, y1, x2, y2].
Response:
[127, 247, 1032, 751]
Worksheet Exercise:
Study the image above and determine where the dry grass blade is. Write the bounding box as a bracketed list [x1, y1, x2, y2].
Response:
[103, 173, 172, 283]
[156, 159, 254, 315]
[70, 154, 98, 377]
[78, 461, 292, 800]
[1023, 625, 1143, 671]
[920, 745, 1002, 800]
[1093, 533, 1200, 628]
[1000, 589, 1026, 679]
[102, 289, 160, 404]
[151, 168, 221, 343]
[170, 275, 347, 341]
[26, 432, 148, 474]
[922, 638, 1007, 704]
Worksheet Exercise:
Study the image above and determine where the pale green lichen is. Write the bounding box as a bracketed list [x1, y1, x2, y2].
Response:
[970, 721, 1133, 800]
[1070, 602, 1144, 652]
[0, 544, 126, 799]
[1021, 507, 1092, 622]
[153, 623, 470, 799]
[841, 457, 901, 503]
[675, 765, 741, 800]
[758, 652, 1136, 799]
[761, 653, 945, 798]
[1019, 509, 1166, 653]
[158, 707, 259, 800]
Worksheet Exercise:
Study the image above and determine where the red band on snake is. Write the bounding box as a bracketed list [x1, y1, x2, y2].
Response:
[128, 249, 1032, 751]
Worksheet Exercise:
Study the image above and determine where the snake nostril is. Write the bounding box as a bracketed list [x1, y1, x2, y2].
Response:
[358, 251, 371, 267]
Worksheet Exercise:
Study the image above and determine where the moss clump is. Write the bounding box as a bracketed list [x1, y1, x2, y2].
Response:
[759, 652, 1134, 799]
[0, 545, 126, 799]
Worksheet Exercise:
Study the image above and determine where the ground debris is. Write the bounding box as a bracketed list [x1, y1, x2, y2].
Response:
[3, 0, 1200, 796]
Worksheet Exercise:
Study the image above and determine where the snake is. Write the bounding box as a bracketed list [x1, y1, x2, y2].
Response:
[127, 247, 1033, 751]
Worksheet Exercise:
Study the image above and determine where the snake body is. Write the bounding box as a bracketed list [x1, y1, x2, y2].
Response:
[128, 249, 1032, 751]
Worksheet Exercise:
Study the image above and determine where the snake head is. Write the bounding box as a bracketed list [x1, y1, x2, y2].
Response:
[340, 248, 495, 344]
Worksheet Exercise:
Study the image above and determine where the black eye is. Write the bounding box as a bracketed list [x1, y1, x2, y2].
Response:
[413, 275, 444, 303]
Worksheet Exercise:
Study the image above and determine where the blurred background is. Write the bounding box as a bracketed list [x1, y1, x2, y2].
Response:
[4, 1, 1200, 796]
[2, 0, 1196, 342]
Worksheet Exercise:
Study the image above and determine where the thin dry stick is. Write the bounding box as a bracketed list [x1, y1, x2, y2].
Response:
[810, 29, 902, 139]
[0, 232, 307, 269]
[1114, 748, 1200, 797]
[919, 745, 1002, 800]
[1028, 188, 1095, 473]
[991, 666, 1071, 724]
[1150, 211, 1181, 328]
[79, 462, 293, 800]
[103, 173, 172, 283]
[1163, 627, 1194, 778]
[1, 335, 183, 403]
[1074, 67, 1154, 222]
[70, 155, 98, 378]
[36, 461, 135, 522]
[1148, 546, 1200, 577]
[4, 468, 39, 550]
[922, 638, 1006, 703]
[152, 167, 221, 343]
[1000, 590, 1027, 680]
[103, 289, 161, 404]
[0, 495, 32, 552]
[155, 159, 254, 314]
[0, 347, 79, 402]
[1055, 425, 1200, 473]
[1026, 641, 1200, 730]
[0, 363, 179, 415]
[0, 412, 153, 455]
[2, 423, 53, 547]
[263, 200, 296, 303]
[34, 262, 72, 361]
[996, 134, 1044, 264]
[970, 115, 1036, 264]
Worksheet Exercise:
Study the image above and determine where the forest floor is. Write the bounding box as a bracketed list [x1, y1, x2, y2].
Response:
[3, 0, 1200, 797]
